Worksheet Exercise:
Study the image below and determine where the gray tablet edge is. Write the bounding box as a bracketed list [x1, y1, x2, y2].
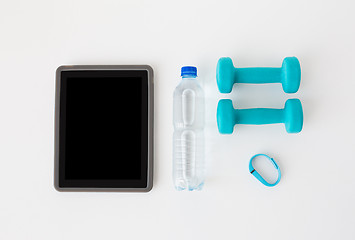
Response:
[54, 65, 154, 192]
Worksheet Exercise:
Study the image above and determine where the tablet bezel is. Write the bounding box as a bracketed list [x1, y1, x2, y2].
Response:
[54, 65, 154, 192]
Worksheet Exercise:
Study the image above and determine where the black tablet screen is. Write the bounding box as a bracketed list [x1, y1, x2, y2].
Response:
[58, 70, 148, 188]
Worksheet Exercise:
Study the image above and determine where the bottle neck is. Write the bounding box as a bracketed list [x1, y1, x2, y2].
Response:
[182, 76, 196, 80]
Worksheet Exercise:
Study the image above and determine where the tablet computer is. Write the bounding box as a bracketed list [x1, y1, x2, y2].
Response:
[54, 65, 153, 192]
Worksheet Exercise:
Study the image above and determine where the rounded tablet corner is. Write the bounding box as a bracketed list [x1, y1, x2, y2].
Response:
[53, 182, 65, 192]
[143, 65, 154, 84]
[143, 183, 153, 193]
[143, 64, 154, 73]
[56, 65, 71, 75]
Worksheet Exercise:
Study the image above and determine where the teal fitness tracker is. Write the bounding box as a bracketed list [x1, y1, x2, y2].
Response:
[249, 154, 281, 187]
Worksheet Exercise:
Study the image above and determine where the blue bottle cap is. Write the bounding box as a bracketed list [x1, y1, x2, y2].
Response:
[181, 66, 197, 77]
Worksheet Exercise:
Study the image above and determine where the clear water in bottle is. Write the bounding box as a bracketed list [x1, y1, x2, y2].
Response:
[173, 66, 205, 191]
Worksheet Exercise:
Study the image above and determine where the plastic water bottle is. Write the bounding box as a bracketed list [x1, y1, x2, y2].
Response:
[173, 66, 205, 191]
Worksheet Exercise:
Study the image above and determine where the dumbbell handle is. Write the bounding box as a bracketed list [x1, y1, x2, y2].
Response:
[235, 108, 283, 125]
[235, 68, 281, 84]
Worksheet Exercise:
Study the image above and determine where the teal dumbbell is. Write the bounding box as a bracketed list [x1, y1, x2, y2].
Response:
[216, 57, 301, 93]
[217, 99, 303, 134]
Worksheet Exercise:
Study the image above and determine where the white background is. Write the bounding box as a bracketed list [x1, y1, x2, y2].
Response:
[1, 0, 355, 239]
